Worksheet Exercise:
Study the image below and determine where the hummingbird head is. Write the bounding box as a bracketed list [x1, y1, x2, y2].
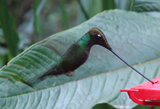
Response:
[88, 28, 112, 51]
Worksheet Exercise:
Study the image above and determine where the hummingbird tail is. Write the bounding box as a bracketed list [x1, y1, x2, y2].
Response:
[39, 67, 65, 79]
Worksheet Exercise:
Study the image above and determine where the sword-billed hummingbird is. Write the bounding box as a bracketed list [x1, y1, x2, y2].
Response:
[40, 28, 154, 84]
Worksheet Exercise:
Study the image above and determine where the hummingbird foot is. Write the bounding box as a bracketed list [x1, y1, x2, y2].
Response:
[65, 71, 75, 76]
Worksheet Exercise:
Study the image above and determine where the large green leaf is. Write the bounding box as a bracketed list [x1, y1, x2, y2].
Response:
[133, 0, 160, 12]
[1, 10, 160, 108]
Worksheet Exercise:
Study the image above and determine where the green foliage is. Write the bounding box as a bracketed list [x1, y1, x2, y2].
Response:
[133, 0, 160, 12]
[102, 0, 116, 10]
[134, 105, 160, 109]
[33, 0, 39, 35]
[0, 0, 19, 58]
[33, 0, 47, 39]
[77, 0, 103, 24]
[0, 10, 160, 108]
[114, 0, 133, 10]
[1, 0, 160, 109]
[77, 0, 134, 24]
[60, 0, 69, 29]
[77, 0, 160, 24]
[93, 103, 116, 109]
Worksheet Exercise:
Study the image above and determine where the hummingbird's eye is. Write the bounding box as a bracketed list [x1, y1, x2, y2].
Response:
[97, 34, 103, 41]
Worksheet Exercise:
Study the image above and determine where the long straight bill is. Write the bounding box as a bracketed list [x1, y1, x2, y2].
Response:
[110, 50, 155, 84]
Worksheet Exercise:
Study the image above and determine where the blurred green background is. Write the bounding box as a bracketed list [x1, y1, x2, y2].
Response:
[0, 0, 160, 108]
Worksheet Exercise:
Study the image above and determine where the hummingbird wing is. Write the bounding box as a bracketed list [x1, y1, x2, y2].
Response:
[39, 43, 89, 79]
[58, 43, 89, 72]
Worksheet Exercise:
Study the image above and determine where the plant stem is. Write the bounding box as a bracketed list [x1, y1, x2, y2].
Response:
[60, 0, 68, 29]
[77, 0, 89, 20]
[130, 0, 135, 11]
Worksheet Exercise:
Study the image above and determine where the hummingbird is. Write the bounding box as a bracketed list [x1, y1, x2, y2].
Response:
[39, 28, 154, 84]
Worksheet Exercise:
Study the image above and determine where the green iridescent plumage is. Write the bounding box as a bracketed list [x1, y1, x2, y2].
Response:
[40, 28, 112, 79]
